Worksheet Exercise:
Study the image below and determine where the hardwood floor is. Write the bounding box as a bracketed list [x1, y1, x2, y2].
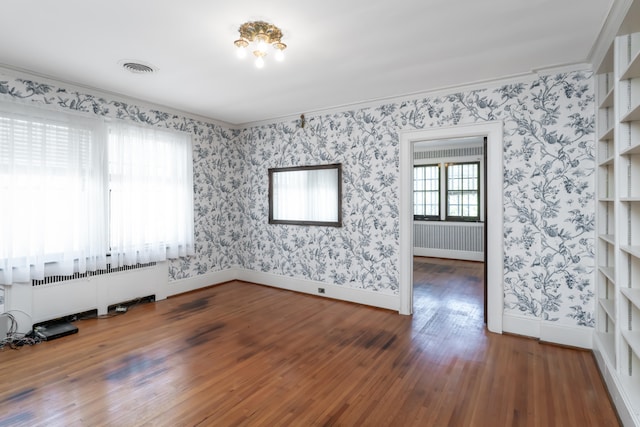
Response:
[0, 257, 619, 426]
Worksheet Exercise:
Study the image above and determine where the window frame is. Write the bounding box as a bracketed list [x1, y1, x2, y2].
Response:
[268, 163, 343, 227]
[413, 164, 440, 221]
[445, 161, 480, 222]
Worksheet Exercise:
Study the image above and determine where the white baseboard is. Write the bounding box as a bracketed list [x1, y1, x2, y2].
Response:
[502, 314, 592, 349]
[235, 268, 400, 312]
[594, 335, 639, 427]
[502, 314, 541, 338]
[167, 268, 237, 297]
[540, 322, 592, 349]
[413, 247, 483, 261]
[169, 268, 400, 312]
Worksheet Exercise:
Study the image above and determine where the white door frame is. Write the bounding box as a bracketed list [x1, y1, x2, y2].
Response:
[399, 121, 504, 334]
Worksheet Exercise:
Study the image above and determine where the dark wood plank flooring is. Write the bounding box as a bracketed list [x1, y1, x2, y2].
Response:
[0, 257, 619, 426]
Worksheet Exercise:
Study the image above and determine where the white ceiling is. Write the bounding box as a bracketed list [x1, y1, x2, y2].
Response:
[0, 0, 614, 126]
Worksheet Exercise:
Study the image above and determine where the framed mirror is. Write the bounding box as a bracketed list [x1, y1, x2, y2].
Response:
[269, 163, 342, 227]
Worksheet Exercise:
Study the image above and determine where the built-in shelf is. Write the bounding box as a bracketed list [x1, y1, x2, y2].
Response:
[620, 142, 640, 156]
[622, 330, 640, 361]
[599, 126, 615, 141]
[621, 48, 640, 81]
[621, 104, 640, 123]
[621, 245, 640, 258]
[600, 87, 615, 108]
[600, 234, 616, 245]
[621, 287, 640, 308]
[599, 155, 615, 166]
[599, 266, 616, 283]
[595, 13, 640, 425]
[599, 298, 616, 320]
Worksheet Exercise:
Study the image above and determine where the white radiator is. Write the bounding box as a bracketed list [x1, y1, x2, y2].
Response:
[414, 222, 484, 261]
[5, 262, 168, 333]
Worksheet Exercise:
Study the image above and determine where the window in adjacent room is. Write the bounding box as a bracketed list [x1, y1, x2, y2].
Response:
[445, 162, 480, 221]
[413, 164, 440, 220]
[413, 159, 481, 222]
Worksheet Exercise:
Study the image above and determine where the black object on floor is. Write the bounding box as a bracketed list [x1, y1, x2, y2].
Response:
[35, 322, 78, 341]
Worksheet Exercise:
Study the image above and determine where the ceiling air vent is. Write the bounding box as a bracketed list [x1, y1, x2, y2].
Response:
[120, 60, 157, 74]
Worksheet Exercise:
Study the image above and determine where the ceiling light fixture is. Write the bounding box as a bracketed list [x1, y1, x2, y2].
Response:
[234, 21, 286, 69]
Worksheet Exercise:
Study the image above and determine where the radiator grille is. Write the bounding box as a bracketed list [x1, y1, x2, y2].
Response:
[414, 146, 483, 160]
[32, 262, 156, 286]
[414, 223, 483, 252]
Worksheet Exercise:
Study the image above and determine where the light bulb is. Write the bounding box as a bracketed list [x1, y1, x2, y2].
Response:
[275, 49, 285, 62]
[255, 56, 265, 69]
[234, 39, 249, 59]
[255, 34, 268, 54]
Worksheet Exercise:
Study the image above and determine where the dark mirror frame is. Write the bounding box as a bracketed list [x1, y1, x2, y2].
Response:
[268, 163, 343, 227]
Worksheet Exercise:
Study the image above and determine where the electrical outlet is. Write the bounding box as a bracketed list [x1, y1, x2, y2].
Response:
[318, 288, 325, 294]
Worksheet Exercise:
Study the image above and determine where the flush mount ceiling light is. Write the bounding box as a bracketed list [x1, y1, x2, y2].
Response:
[234, 21, 286, 69]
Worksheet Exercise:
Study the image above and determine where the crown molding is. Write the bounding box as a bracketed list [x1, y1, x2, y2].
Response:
[0, 63, 235, 130]
[589, 0, 633, 72]
[241, 63, 593, 130]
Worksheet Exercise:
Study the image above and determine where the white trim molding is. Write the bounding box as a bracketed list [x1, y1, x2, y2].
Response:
[168, 267, 399, 311]
[588, 0, 633, 71]
[413, 248, 484, 262]
[540, 322, 593, 349]
[503, 314, 593, 349]
[167, 268, 238, 297]
[594, 335, 639, 427]
[235, 269, 399, 311]
[399, 121, 504, 334]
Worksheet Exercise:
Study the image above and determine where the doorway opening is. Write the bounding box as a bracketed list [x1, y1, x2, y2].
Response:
[412, 136, 486, 322]
[399, 122, 503, 333]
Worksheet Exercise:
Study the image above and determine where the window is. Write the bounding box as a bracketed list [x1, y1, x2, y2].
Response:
[0, 101, 194, 285]
[0, 104, 108, 284]
[269, 164, 342, 227]
[413, 161, 481, 222]
[446, 162, 480, 221]
[108, 124, 195, 266]
[413, 164, 440, 220]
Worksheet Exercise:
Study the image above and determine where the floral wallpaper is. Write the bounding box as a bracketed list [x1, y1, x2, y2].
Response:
[238, 71, 595, 328]
[238, 111, 401, 293]
[0, 69, 596, 329]
[500, 76, 595, 327]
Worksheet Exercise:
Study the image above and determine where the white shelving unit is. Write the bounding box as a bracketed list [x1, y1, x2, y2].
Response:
[596, 38, 619, 370]
[594, 2, 640, 425]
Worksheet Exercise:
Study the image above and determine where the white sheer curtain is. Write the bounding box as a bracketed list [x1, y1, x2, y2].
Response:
[272, 168, 339, 222]
[108, 124, 194, 267]
[0, 102, 108, 285]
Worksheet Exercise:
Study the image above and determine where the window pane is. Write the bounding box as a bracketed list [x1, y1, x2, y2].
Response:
[0, 104, 108, 284]
[446, 162, 479, 220]
[414, 164, 439, 219]
[108, 125, 194, 266]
